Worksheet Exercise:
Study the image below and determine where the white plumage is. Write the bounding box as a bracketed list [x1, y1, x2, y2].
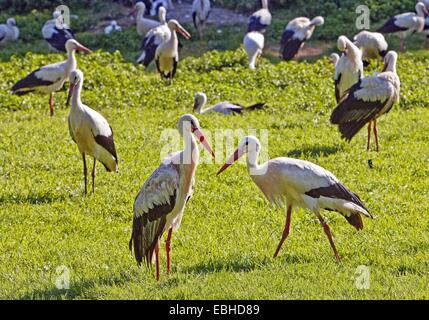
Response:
[42, 11, 75, 53]
[248, 0, 271, 33]
[104, 21, 122, 34]
[329, 53, 340, 66]
[353, 31, 388, 63]
[12, 39, 91, 116]
[151, 0, 172, 16]
[67, 69, 118, 194]
[192, 0, 211, 40]
[217, 136, 372, 261]
[130, 114, 215, 280]
[0, 18, 19, 45]
[193, 92, 265, 115]
[243, 31, 264, 70]
[334, 36, 364, 103]
[133, 2, 161, 36]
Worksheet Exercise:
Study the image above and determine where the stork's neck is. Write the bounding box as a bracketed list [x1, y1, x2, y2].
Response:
[385, 59, 397, 74]
[183, 131, 199, 165]
[247, 149, 263, 175]
[195, 99, 207, 114]
[416, 5, 426, 17]
[71, 81, 83, 110]
[66, 49, 77, 69]
[159, 11, 166, 24]
[261, 0, 268, 9]
[137, 7, 145, 22]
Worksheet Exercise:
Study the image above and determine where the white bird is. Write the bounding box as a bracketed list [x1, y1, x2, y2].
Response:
[353, 31, 388, 66]
[248, 0, 272, 33]
[0, 18, 19, 45]
[132, 1, 161, 36]
[155, 20, 191, 83]
[424, 12, 429, 46]
[377, 2, 428, 51]
[42, 11, 76, 53]
[67, 69, 119, 194]
[12, 39, 91, 116]
[193, 92, 265, 115]
[331, 51, 400, 152]
[243, 31, 264, 70]
[192, 0, 211, 40]
[137, 6, 169, 66]
[280, 16, 324, 61]
[217, 136, 372, 261]
[130, 114, 215, 281]
[104, 20, 122, 34]
[334, 36, 364, 103]
[151, 0, 173, 16]
[329, 53, 340, 66]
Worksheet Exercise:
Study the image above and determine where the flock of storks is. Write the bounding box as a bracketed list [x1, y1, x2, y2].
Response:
[1, 0, 428, 281]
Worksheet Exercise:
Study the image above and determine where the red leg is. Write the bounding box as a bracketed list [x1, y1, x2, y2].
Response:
[155, 240, 160, 281]
[49, 94, 54, 116]
[367, 121, 372, 151]
[166, 228, 173, 274]
[373, 119, 380, 152]
[315, 211, 341, 262]
[273, 205, 292, 258]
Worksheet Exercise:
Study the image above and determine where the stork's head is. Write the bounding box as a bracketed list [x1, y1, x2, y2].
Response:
[310, 16, 324, 26]
[337, 36, 349, 52]
[111, 20, 118, 27]
[416, 2, 428, 17]
[167, 20, 191, 40]
[217, 136, 261, 175]
[177, 114, 215, 158]
[65, 39, 92, 54]
[158, 6, 167, 23]
[67, 69, 84, 106]
[131, 2, 146, 17]
[193, 92, 207, 112]
[7, 18, 17, 27]
[52, 11, 61, 19]
[329, 53, 340, 66]
[381, 51, 398, 73]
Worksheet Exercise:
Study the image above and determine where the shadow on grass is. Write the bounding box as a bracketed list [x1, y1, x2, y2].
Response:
[285, 144, 343, 158]
[0, 192, 69, 205]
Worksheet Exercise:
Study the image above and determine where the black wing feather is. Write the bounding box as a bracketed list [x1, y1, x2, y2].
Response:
[377, 17, 408, 34]
[12, 69, 55, 94]
[280, 30, 304, 61]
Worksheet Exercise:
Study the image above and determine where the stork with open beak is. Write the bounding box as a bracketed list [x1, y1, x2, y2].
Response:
[217, 136, 372, 261]
[67, 69, 118, 194]
[155, 20, 191, 84]
[12, 39, 91, 116]
[130, 114, 215, 281]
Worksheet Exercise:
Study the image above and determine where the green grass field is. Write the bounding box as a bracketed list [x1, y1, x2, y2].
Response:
[0, 45, 428, 299]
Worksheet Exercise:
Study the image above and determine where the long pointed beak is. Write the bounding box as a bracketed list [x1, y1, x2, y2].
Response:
[67, 83, 75, 106]
[176, 26, 191, 40]
[192, 128, 215, 158]
[217, 148, 242, 176]
[76, 44, 92, 55]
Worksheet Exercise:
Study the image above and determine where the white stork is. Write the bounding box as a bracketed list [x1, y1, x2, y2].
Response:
[353, 31, 388, 66]
[248, 0, 272, 33]
[137, 6, 169, 66]
[67, 69, 119, 194]
[130, 114, 215, 281]
[155, 20, 191, 84]
[334, 36, 364, 103]
[280, 16, 324, 61]
[104, 21, 122, 35]
[331, 51, 400, 152]
[12, 39, 91, 116]
[193, 92, 265, 115]
[329, 53, 340, 66]
[151, 0, 174, 16]
[377, 2, 427, 51]
[0, 18, 19, 45]
[243, 31, 264, 70]
[42, 11, 76, 53]
[192, 0, 211, 40]
[132, 1, 161, 36]
[217, 136, 372, 261]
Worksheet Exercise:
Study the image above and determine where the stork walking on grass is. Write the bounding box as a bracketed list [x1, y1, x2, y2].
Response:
[0, 18, 19, 45]
[130, 114, 215, 281]
[67, 69, 119, 194]
[331, 51, 400, 152]
[377, 2, 427, 51]
[42, 11, 76, 53]
[155, 20, 191, 84]
[334, 36, 364, 103]
[248, 0, 272, 33]
[193, 92, 265, 115]
[243, 31, 265, 70]
[217, 136, 372, 261]
[192, 0, 211, 40]
[353, 31, 388, 66]
[11, 39, 91, 116]
[279, 16, 324, 61]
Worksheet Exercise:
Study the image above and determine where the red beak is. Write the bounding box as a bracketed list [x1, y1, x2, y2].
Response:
[217, 148, 242, 175]
[176, 26, 191, 40]
[192, 128, 215, 158]
[76, 44, 92, 55]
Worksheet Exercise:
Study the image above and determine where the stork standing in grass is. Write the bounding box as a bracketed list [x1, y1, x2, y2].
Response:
[353, 31, 388, 66]
[248, 0, 271, 33]
[155, 20, 191, 84]
[67, 69, 118, 194]
[217, 136, 372, 261]
[192, 0, 211, 40]
[0, 18, 19, 45]
[279, 16, 324, 61]
[334, 36, 364, 103]
[42, 11, 76, 53]
[331, 51, 400, 152]
[193, 92, 265, 115]
[137, 6, 169, 66]
[243, 31, 264, 70]
[132, 2, 161, 36]
[130, 114, 215, 281]
[12, 39, 91, 116]
[377, 2, 427, 51]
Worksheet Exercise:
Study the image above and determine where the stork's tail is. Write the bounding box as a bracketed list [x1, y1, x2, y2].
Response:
[245, 103, 266, 111]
